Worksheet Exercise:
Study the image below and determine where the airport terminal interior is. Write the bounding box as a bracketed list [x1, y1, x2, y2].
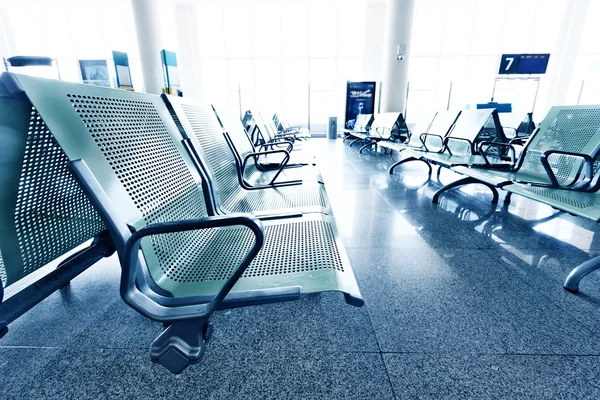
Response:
[2, 0, 600, 398]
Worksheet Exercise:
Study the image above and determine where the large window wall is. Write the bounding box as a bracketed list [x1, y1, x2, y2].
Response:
[407, 0, 568, 123]
[193, 0, 366, 130]
[566, 0, 600, 105]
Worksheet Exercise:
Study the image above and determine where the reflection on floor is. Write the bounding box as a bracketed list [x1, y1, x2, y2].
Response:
[2, 138, 600, 399]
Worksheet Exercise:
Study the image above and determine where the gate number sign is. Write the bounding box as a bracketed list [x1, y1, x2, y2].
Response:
[499, 54, 550, 75]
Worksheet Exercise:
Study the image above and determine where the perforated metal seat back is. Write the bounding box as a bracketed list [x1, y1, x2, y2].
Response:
[423, 110, 460, 151]
[0, 81, 106, 287]
[500, 112, 528, 131]
[446, 109, 503, 155]
[215, 106, 255, 161]
[517, 106, 600, 185]
[369, 113, 401, 139]
[2, 73, 218, 296]
[353, 114, 372, 131]
[165, 97, 244, 207]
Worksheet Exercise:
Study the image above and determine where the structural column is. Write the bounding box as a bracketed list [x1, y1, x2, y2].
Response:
[131, 0, 167, 94]
[380, 0, 416, 113]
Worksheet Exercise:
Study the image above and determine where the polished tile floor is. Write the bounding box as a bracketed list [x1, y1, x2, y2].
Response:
[2, 138, 600, 399]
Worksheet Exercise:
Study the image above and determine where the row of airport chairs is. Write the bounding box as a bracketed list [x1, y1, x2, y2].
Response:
[0, 73, 363, 374]
[352, 106, 600, 293]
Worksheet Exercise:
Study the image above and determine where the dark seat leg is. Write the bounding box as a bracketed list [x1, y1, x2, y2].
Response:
[432, 177, 499, 204]
[564, 255, 600, 293]
[504, 192, 513, 205]
[349, 138, 364, 148]
[358, 141, 374, 154]
[151, 319, 214, 374]
[388, 156, 431, 175]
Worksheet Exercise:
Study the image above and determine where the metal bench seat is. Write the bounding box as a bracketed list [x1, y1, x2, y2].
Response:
[252, 111, 315, 164]
[0, 83, 114, 335]
[4, 72, 363, 373]
[343, 113, 373, 142]
[388, 110, 460, 174]
[393, 109, 507, 170]
[349, 112, 406, 154]
[215, 107, 322, 184]
[443, 106, 600, 205]
[164, 96, 329, 217]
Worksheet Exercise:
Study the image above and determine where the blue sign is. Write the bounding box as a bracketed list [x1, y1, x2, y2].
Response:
[345, 81, 376, 129]
[499, 54, 550, 75]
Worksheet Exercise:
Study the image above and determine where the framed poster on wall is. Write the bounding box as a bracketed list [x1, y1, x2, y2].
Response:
[79, 60, 111, 87]
[345, 81, 377, 129]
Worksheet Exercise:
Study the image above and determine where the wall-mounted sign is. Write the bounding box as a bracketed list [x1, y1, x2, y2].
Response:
[112, 50, 134, 90]
[161, 49, 181, 96]
[499, 54, 550, 75]
[345, 81, 377, 129]
[79, 60, 110, 87]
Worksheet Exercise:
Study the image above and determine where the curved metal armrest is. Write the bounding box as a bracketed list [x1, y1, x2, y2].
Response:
[242, 149, 302, 188]
[540, 150, 594, 188]
[121, 214, 264, 322]
[477, 141, 517, 167]
[508, 137, 528, 146]
[375, 126, 392, 140]
[261, 139, 293, 153]
[443, 136, 475, 156]
[419, 132, 445, 153]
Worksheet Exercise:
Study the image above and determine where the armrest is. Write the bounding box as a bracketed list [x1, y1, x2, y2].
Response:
[443, 136, 474, 156]
[540, 150, 594, 188]
[259, 140, 293, 154]
[121, 214, 264, 321]
[477, 141, 517, 167]
[242, 149, 302, 188]
[419, 132, 445, 153]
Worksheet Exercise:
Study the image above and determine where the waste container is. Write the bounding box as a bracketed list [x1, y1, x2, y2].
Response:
[327, 116, 337, 139]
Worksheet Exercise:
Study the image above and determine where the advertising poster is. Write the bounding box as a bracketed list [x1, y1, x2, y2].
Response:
[345, 81, 377, 129]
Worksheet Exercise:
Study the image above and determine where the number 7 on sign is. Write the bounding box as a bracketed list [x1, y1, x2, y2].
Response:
[505, 57, 514, 71]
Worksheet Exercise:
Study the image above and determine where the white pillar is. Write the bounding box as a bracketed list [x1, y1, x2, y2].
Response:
[381, 0, 415, 113]
[131, 0, 167, 94]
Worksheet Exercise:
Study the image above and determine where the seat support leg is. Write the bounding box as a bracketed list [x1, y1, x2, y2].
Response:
[504, 192, 513, 205]
[388, 157, 431, 175]
[564, 255, 600, 293]
[150, 319, 214, 374]
[432, 177, 499, 204]
[349, 138, 363, 148]
[358, 141, 374, 154]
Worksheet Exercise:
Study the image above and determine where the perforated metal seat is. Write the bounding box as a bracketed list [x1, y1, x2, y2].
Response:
[165, 97, 330, 216]
[0, 86, 113, 331]
[407, 109, 507, 168]
[214, 107, 323, 185]
[453, 107, 600, 189]
[3, 73, 363, 373]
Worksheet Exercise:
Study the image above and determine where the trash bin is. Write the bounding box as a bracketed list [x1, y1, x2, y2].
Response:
[327, 116, 337, 139]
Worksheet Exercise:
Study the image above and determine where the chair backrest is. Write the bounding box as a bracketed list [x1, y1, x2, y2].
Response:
[252, 111, 279, 143]
[516, 106, 600, 186]
[445, 109, 506, 155]
[421, 110, 461, 152]
[372, 112, 409, 142]
[0, 77, 106, 288]
[2, 73, 213, 298]
[499, 112, 534, 138]
[353, 114, 373, 132]
[216, 106, 256, 161]
[165, 95, 244, 212]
